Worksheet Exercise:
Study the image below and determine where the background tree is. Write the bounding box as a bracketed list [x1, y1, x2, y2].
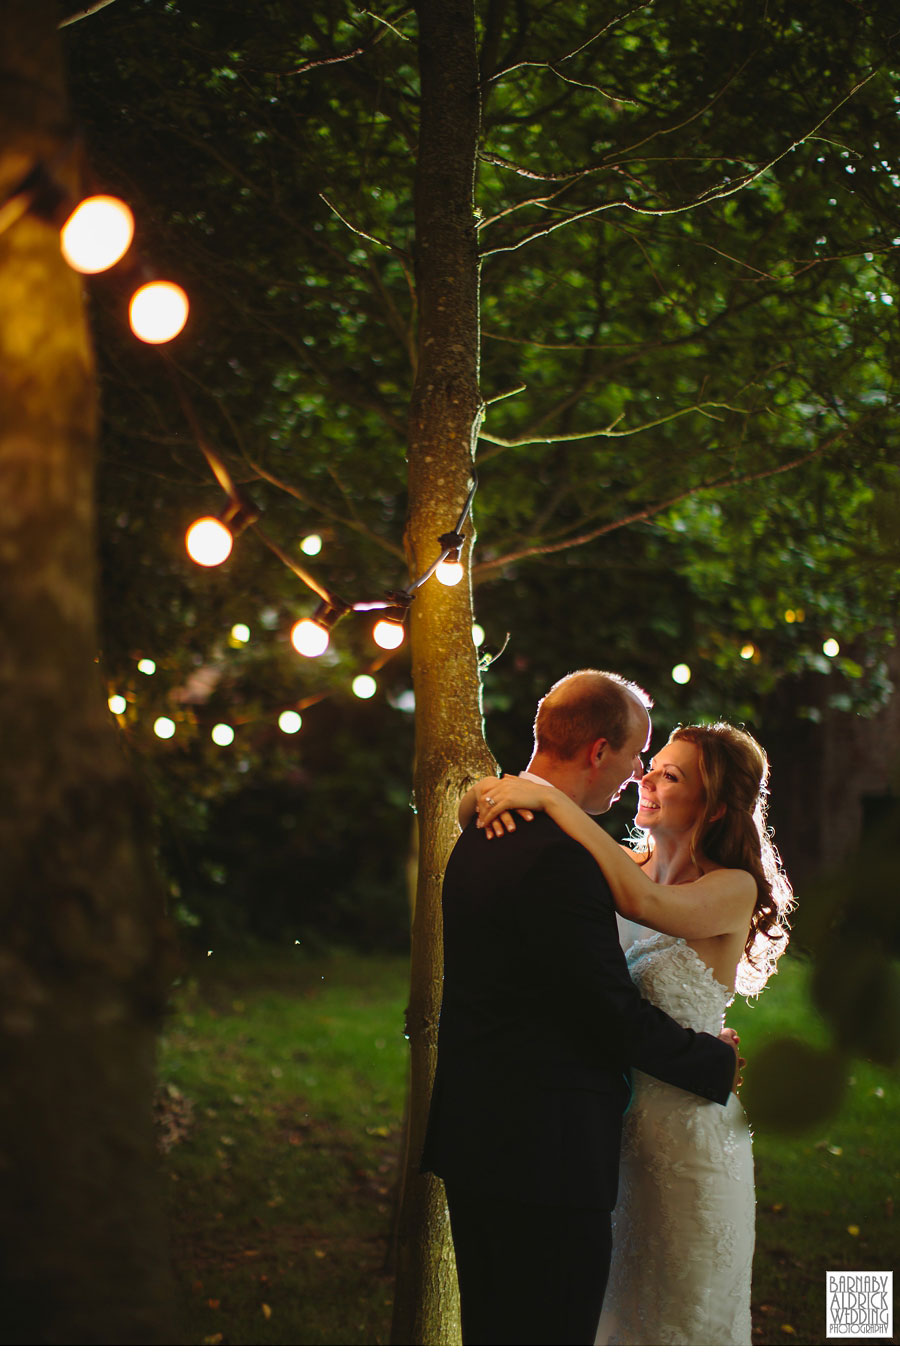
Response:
[0, 0, 177, 1340]
[54, 0, 900, 1342]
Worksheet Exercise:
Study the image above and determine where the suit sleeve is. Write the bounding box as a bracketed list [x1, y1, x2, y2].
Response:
[531, 836, 736, 1105]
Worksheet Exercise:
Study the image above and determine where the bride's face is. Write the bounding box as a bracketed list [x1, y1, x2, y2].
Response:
[635, 738, 707, 835]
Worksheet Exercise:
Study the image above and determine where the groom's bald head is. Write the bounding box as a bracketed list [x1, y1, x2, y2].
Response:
[533, 669, 652, 761]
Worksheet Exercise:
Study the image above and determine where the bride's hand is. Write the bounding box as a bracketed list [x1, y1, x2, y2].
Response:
[718, 1028, 743, 1095]
[476, 775, 541, 838]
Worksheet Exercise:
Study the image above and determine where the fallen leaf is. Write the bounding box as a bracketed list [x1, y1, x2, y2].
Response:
[780, 1324, 796, 1335]
[261, 1304, 272, 1320]
[847, 1224, 860, 1236]
[208, 1299, 220, 1309]
[315, 1249, 326, 1259]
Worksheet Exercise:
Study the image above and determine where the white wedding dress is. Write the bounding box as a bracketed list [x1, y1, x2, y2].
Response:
[596, 930, 755, 1346]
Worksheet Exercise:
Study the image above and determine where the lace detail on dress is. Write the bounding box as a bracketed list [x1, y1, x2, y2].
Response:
[596, 933, 755, 1347]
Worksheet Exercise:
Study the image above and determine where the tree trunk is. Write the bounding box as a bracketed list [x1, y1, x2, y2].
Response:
[390, 0, 495, 1343]
[0, 2, 178, 1341]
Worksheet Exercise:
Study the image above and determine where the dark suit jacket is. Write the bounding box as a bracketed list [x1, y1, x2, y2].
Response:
[421, 813, 735, 1209]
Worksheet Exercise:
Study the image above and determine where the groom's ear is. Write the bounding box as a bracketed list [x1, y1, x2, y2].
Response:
[587, 736, 609, 768]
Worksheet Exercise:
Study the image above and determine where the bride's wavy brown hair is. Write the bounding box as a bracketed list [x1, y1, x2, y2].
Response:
[629, 724, 794, 1000]
[645, 723, 795, 997]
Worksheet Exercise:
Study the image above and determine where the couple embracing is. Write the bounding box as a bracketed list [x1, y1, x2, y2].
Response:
[421, 669, 793, 1346]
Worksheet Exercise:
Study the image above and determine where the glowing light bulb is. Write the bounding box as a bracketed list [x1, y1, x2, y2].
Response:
[108, 694, 127, 715]
[137, 658, 156, 675]
[784, 609, 797, 623]
[186, 517, 234, 567]
[129, 280, 189, 343]
[740, 644, 756, 660]
[373, 618, 405, 650]
[231, 623, 250, 643]
[60, 195, 134, 273]
[278, 711, 302, 734]
[672, 663, 692, 685]
[823, 638, 840, 657]
[211, 723, 235, 746]
[300, 534, 323, 556]
[472, 623, 485, 647]
[153, 716, 176, 739]
[352, 674, 377, 700]
[435, 557, 464, 587]
[292, 618, 330, 657]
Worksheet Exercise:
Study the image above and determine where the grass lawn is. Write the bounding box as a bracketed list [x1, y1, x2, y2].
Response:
[158, 948, 897, 1346]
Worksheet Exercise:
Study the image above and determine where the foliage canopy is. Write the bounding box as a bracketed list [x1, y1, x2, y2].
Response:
[62, 0, 900, 943]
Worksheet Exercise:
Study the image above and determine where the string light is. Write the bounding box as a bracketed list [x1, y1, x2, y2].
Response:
[153, 716, 176, 739]
[291, 618, 330, 657]
[129, 280, 189, 343]
[278, 710, 303, 734]
[434, 529, 465, 587]
[186, 516, 234, 566]
[60, 195, 134, 273]
[472, 623, 485, 647]
[211, 723, 235, 746]
[740, 644, 756, 660]
[373, 617, 405, 650]
[823, 638, 840, 657]
[108, 694, 127, 714]
[137, 658, 156, 674]
[291, 599, 350, 658]
[12, 162, 491, 700]
[186, 495, 260, 568]
[435, 555, 464, 586]
[672, 663, 692, 685]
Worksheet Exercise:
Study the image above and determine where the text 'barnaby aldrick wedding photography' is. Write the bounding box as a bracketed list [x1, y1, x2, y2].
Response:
[826, 1271, 893, 1340]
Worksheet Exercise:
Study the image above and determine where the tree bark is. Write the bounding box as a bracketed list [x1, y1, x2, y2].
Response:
[0, 2, 178, 1341]
[390, 0, 495, 1343]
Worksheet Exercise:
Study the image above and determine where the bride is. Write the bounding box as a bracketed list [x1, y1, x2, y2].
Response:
[469, 721, 794, 1345]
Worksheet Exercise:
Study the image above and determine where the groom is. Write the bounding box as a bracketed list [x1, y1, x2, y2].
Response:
[421, 670, 739, 1346]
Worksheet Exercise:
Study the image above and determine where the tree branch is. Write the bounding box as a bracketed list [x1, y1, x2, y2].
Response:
[479, 69, 881, 259]
[472, 428, 857, 576]
[58, 0, 118, 28]
[476, 400, 744, 463]
[488, 3, 654, 87]
[285, 11, 412, 76]
[243, 455, 407, 563]
[319, 192, 408, 259]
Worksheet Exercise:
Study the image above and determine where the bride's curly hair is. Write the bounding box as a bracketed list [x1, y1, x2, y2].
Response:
[670, 723, 794, 997]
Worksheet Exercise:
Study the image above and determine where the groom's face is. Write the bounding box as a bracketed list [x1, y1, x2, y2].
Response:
[585, 703, 652, 815]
